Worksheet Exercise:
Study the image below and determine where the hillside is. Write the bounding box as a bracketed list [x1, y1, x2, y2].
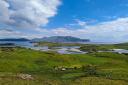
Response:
[0, 47, 128, 84]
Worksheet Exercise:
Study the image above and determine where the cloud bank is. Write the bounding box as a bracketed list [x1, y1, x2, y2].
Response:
[0, 0, 61, 29]
[36, 17, 128, 42]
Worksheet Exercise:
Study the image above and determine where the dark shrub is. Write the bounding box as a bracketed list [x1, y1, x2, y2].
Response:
[82, 64, 98, 76]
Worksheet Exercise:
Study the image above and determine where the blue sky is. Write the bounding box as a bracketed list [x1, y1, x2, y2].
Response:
[46, 0, 128, 28]
[1, 0, 128, 42]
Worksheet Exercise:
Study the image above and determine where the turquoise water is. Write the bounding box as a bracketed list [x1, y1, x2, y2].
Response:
[0, 41, 34, 47]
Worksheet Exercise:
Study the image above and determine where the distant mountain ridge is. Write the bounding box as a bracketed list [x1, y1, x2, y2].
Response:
[0, 38, 30, 41]
[32, 36, 90, 43]
[0, 36, 90, 43]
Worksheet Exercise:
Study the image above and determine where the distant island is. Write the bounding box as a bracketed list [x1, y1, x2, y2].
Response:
[32, 36, 90, 43]
[0, 36, 90, 46]
[0, 38, 29, 41]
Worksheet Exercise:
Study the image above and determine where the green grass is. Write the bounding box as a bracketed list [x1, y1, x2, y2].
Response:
[37, 41, 128, 50]
[0, 47, 128, 85]
[79, 42, 128, 52]
[37, 42, 84, 47]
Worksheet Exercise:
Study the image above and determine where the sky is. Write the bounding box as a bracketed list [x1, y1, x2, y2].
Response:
[1, 0, 128, 42]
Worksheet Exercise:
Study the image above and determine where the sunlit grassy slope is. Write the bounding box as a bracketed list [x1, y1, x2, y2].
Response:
[0, 47, 128, 85]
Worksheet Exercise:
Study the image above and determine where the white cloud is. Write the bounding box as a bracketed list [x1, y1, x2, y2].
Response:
[75, 17, 128, 42]
[34, 17, 128, 42]
[76, 20, 87, 26]
[0, 0, 13, 23]
[0, 29, 23, 38]
[4, 17, 128, 42]
[0, 0, 61, 28]
[1, 16, 128, 42]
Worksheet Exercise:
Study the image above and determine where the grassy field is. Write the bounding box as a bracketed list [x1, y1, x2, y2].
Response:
[115, 43, 128, 50]
[37, 42, 128, 49]
[37, 42, 84, 48]
[79, 43, 128, 52]
[0, 47, 128, 85]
